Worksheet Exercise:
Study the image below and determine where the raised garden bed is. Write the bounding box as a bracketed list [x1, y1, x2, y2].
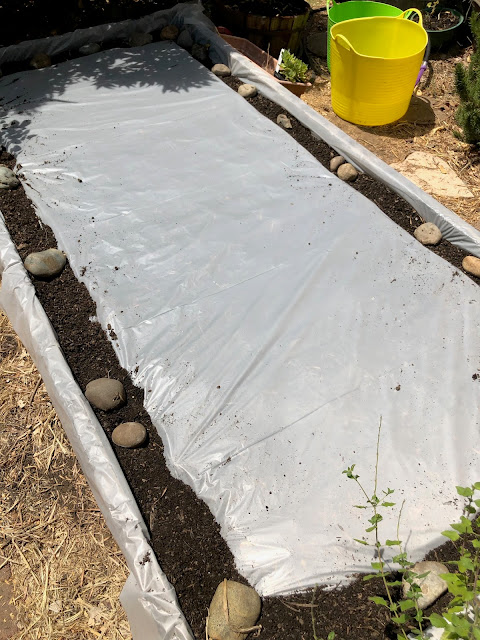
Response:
[0, 26, 479, 640]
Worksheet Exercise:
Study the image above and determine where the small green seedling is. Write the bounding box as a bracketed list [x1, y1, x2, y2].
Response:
[343, 418, 428, 639]
[279, 49, 309, 84]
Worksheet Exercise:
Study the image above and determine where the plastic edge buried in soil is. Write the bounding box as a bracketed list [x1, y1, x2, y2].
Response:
[0, 211, 195, 640]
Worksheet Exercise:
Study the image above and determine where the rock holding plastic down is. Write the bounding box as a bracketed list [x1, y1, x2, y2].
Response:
[79, 42, 101, 56]
[207, 580, 261, 640]
[112, 422, 147, 448]
[402, 561, 449, 609]
[337, 162, 358, 182]
[129, 32, 153, 47]
[24, 249, 66, 278]
[212, 64, 231, 78]
[413, 222, 442, 246]
[160, 25, 179, 41]
[277, 114, 292, 129]
[238, 84, 257, 99]
[85, 378, 126, 411]
[177, 29, 193, 49]
[463, 255, 480, 277]
[0, 165, 20, 190]
[330, 155, 345, 172]
[30, 52, 51, 69]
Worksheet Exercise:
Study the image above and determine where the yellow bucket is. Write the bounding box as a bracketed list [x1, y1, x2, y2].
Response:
[330, 10, 427, 126]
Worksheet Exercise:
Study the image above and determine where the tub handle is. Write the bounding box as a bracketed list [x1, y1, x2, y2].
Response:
[399, 7, 423, 26]
[334, 34, 352, 51]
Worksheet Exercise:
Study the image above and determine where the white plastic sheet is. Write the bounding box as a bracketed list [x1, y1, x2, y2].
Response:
[0, 5, 479, 638]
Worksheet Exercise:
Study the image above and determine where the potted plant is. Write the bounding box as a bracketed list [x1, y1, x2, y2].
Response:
[274, 48, 314, 95]
[422, 0, 465, 48]
[212, 0, 311, 58]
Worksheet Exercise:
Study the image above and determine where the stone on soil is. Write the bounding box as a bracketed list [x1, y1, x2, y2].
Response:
[413, 222, 442, 245]
[177, 29, 193, 49]
[463, 255, 480, 278]
[160, 25, 179, 41]
[79, 42, 101, 56]
[337, 162, 358, 182]
[207, 580, 261, 640]
[402, 561, 449, 609]
[0, 165, 19, 189]
[212, 64, 231, 77]
[330, 155, 345, 172]
[391, 152, 473, 198]
[85, 378, 126, 411]
[191, 43, 210, 64]
[277, 113, 292, 129]
[30, 52, 51, 69]
[24, 248, 66, 278]
[129, 32, 153, 47]
[238, 84, 257, 98]
[112, 422, 147, 448]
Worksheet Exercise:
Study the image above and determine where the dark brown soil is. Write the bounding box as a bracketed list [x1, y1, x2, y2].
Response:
[0, 57, 478, 640]
[423, 8, 461, 31]
[216, 0, 308, 18]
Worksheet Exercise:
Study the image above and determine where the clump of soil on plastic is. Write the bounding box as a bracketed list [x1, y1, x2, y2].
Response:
[0, 71, 478, 640]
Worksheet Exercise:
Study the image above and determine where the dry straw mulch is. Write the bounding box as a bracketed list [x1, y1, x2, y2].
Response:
[0, 305, 132, 640]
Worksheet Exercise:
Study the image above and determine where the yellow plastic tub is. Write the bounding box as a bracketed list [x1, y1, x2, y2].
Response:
[330, 10, 427, 126]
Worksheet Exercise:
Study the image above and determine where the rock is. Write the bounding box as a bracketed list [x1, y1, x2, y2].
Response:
[207, 580, 261, 640]
[330, 155, 345, 172]
[277, 113, 292, 129]
[337, 163, 358, 182]
[112, 422, 147, 448]
[238, 84, 257, 98]
[24, 248, 66, 278]
[160, 25, 179, 41]
[0, 165, 20, 190]
[191, 43, 210, 64]
[79, 42, 101, 56]
[391, 152, 473, 198]
[413, 222, 442, 246]
[402, 561, 449, 609]
[129, 32, 153, 47]
[306, 31, 328, 58]
[30, 52, 51, 69]
[463, 255, 480, 278]
[212, 63, 231, 77]
[177, 29, 193, 49]
[85, 378, 126, 411]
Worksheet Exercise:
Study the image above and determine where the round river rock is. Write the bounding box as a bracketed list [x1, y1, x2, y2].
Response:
[211, 64, 231, 77]
[208, 580, 261, 640]
[413, 222, 442, 246]
[177, 29, 193, 49]
[160, 25, 179, 41]
[402, 560, 449, 609]
[330, 155, 345, 172]
[463, 255, 480, 278]
[24, 248, 66, 278]
[85, 378, 126, 411]
[0, 165, 20, 190]
[129, 32, 153, 47]
[112, 422, 147, 448]
[79, 42, 101, 56]
[337, 163, 358, 182]
[238, 84, 257, 99]
[30, 52, 51, 69]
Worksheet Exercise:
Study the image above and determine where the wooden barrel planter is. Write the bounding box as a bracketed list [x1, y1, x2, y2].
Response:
[213, 1, 311, 57]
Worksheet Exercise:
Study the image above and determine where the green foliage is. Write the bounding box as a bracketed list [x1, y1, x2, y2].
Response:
[454, 12, 480, 145]
[428, 484, 480, 639]
[343, 418, 427, 640]
[279, 49, 309, 83]
[310, 586, 335, 640]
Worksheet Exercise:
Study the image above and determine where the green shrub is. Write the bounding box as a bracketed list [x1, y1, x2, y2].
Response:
[454, 12, 480, 145]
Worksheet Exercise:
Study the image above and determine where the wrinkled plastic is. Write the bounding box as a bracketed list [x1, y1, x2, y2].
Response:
[0, 5, 479, 639]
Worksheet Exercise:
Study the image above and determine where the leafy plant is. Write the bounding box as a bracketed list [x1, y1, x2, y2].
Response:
[429, 483, 480, 640]
[454, 12, 480, 145]
[343, 417, 428, 639]
[279, 49, 309, 83]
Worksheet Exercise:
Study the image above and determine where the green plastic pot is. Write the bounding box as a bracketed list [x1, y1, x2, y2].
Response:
[326, 0, 403, 70]
[426, 7, 464, 49]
